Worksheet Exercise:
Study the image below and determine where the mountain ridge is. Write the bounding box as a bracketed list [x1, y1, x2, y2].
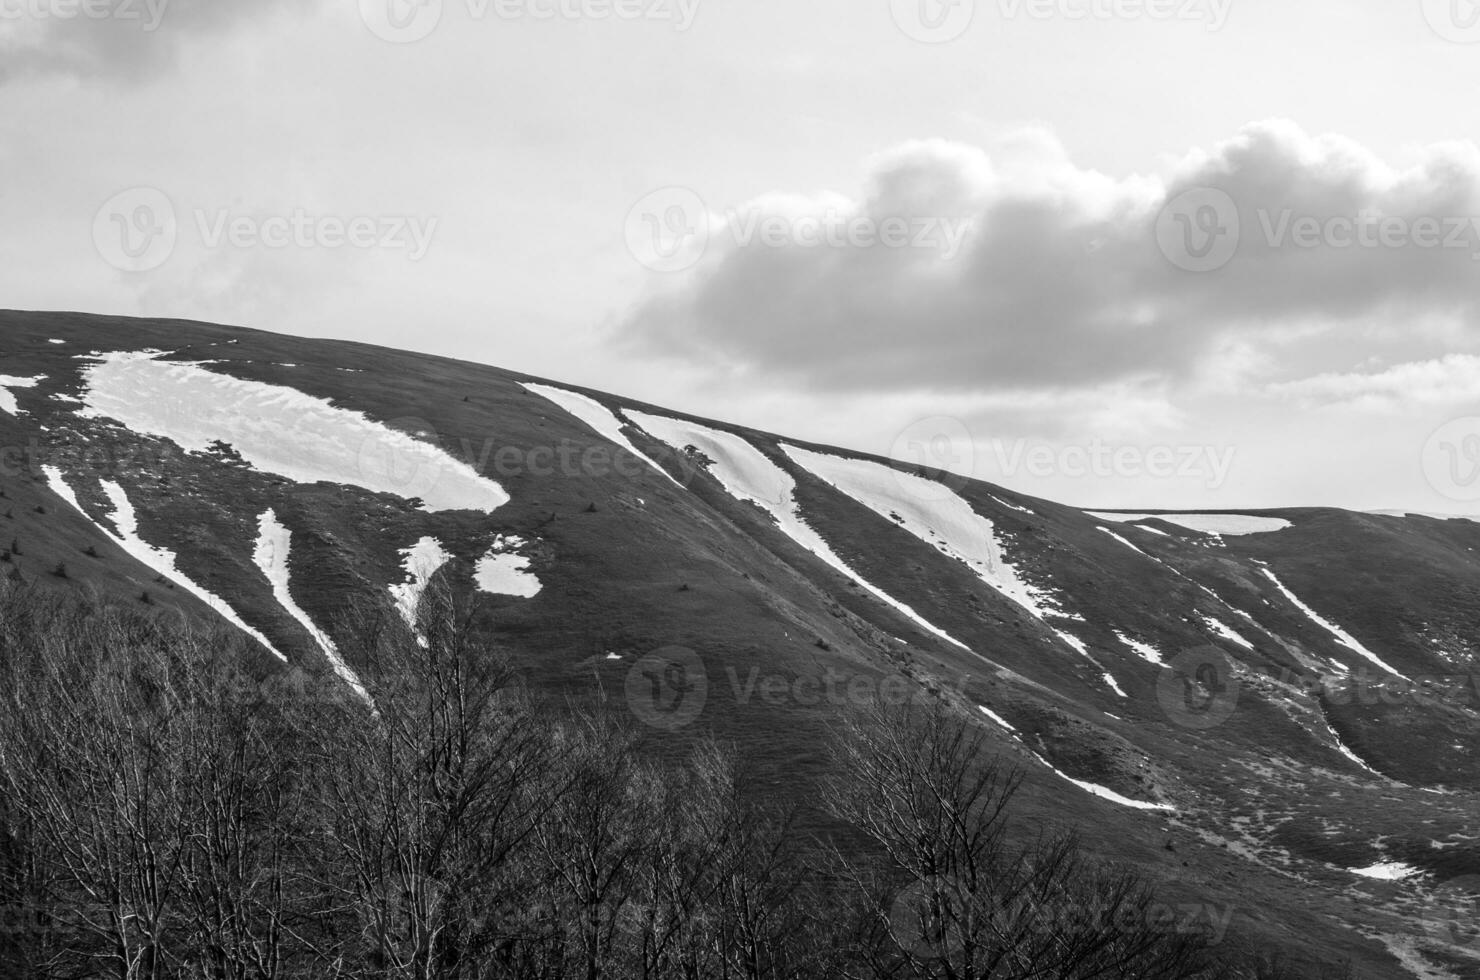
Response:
[3, 309, 1480, 978]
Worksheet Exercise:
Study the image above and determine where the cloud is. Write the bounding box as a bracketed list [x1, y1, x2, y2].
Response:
[0, 0, 311, 84]
[1266, 355, 1480, 412]
[616, 122, 1480, 395]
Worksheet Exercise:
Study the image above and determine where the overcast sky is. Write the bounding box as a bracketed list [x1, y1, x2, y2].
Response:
[5, 0, 1480, 512]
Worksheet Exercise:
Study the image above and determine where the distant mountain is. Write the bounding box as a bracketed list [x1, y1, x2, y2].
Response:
[2, 310, 1478, 978]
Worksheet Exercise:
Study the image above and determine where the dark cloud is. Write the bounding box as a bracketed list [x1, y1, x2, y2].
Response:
[0, 0, 311, 84]
[617, 122, 1480, 395]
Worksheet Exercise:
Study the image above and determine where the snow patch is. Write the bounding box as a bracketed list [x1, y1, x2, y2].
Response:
[79, 351, 508, 513]
[1115, 631, 1165, 665]
[1260, 569, 1409, 679]
[1086, 512, 1292, 535]
[475, 535, 542, 598]
[1054, 629, 1091, 658]
[1201, 615, 1255, 651]
[1030, 751, 1174, 812]
[978, 708, 1165, 809]
[1349, 862, 1419, 881]
[0, 375, 43, 415]
[43, 465, 86, 512]
[782, 445, 1069, 622]
[628, 412, 968, 649]
[978, 706, 1017, 732]
[523, 383, 681, 487]
[773, 448, 1114, 689]
[1098, 527, 1151, 558]
[41, 467, 287, 662]
[389, 536, 452, 631]
[1327, 723, 1381, 775]
[1045, 627, 1123, 696]
[253, 510, 368, 700]
[990, 494, 1033, 514]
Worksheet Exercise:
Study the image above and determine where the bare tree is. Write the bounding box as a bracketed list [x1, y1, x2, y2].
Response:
[1, 575, 1336, 980]
[313, 578, 566, 980]
[823, 698, 1224, 980]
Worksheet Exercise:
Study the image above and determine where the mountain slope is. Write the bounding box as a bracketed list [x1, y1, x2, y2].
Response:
[2, 310, 1478, 978]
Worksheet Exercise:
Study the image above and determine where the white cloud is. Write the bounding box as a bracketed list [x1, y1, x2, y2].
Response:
[1266, 355, 1480, 412]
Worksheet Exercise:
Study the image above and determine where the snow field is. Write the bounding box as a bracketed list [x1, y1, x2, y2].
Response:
[80, 351, 509, 513]
[626, 411, 969, 649]
[523, 383, 682, 487]
[978, 704, 1171, 811]
[1086, 512, 1292, 535]
[1260, 569, 1409, 679]
[475, 535, 542, 598]
[782, 445, 1062, 621]
[253, 510, 369, 701]
[41, 466, 287, 662]
[390, 536, 453, 629]
[0, 375, 43, 415]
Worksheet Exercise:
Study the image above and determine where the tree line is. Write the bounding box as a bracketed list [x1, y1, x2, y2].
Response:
[0, 579, 1349, 979]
